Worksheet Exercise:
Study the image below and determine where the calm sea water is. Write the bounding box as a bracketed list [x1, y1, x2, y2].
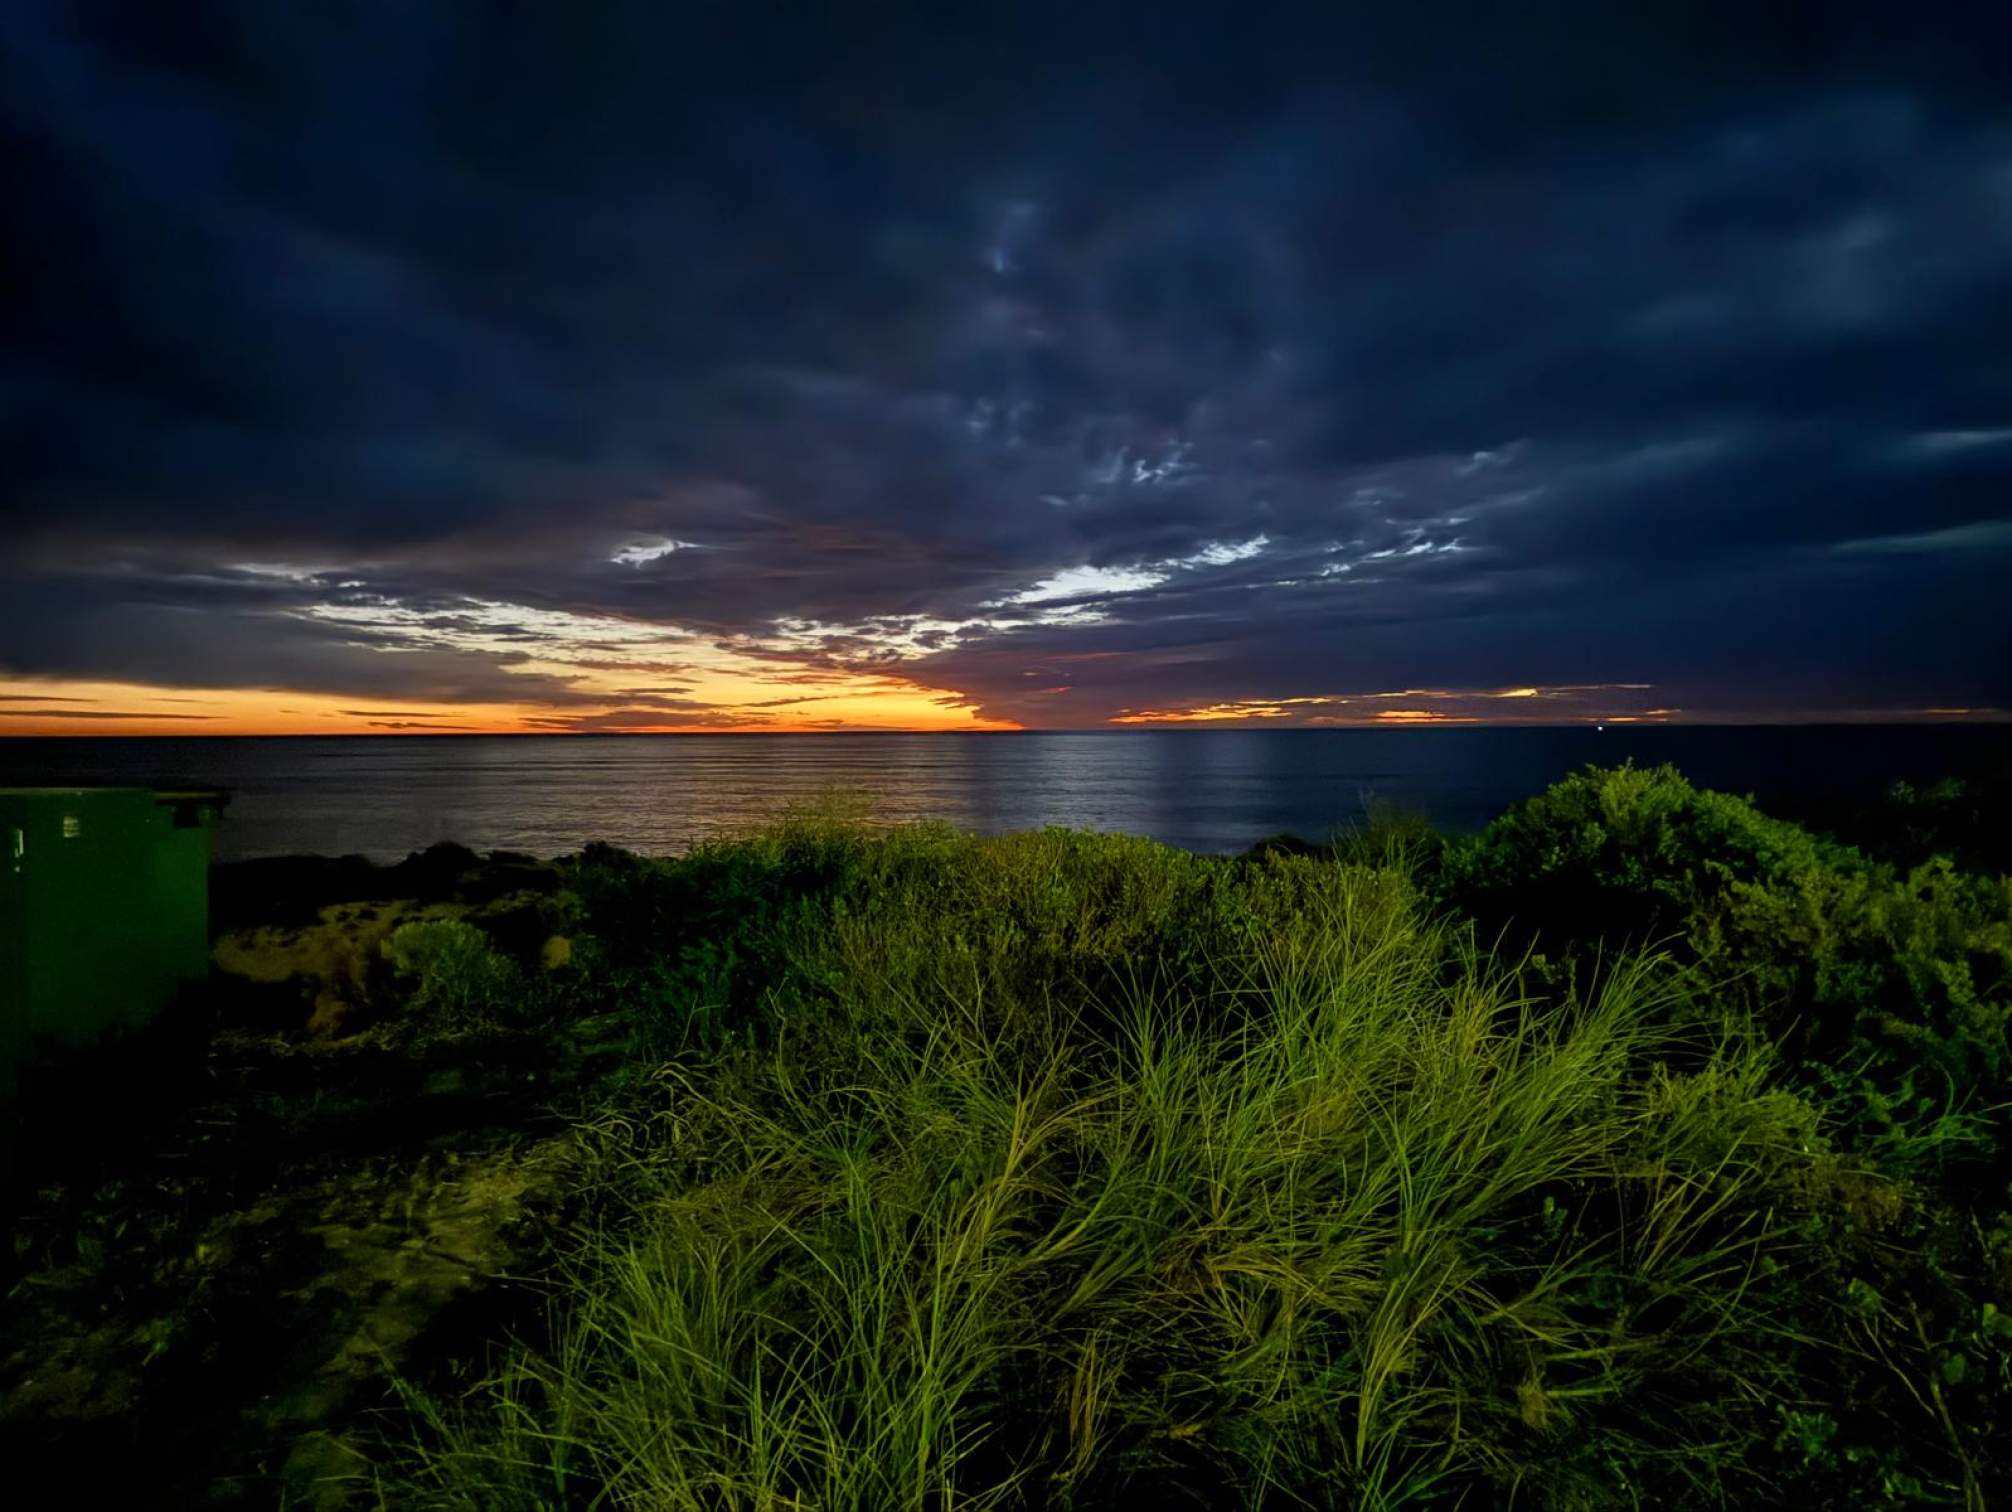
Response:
[2, 728, 2008, 863]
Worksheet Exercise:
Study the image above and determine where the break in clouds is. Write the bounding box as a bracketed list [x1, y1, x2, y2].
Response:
[3, 2, 2010, 728]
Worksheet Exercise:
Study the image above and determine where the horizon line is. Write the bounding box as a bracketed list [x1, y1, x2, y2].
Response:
[3, 716, 2010, 739]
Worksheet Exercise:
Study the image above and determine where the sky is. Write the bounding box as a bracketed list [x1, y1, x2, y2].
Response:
[3, 1, 2009, 735]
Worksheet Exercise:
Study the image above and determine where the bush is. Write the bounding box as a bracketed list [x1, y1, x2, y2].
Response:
[1780, 773, 2012, 876]
[1436, 765, 2012, 1506]
[1723, 855, 2012, 1167]
[568, 813, 1261, 1057]
[1443, 765, 2012, 1181]
[381, 919, 527, 1032]
[1438, 762, 1855, 948]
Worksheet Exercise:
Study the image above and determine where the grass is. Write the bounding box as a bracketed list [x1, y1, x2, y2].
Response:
[13, 773, 1999, 1506]
[365, 794, 2001, 1509]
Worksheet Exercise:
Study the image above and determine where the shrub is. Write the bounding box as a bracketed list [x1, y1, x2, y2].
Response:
[381, 919, 527, 1032]
[568, 816, 1259, 1056]
[1438, 762, 1855, 948]
[1722, 856, 2012, 1166]
[1442, 764, 2012, 1182]
[1436, 765, 2012, 1505]
[1784, 773, 2012, 876]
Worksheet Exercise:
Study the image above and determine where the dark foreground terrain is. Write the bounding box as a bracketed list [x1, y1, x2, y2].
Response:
[3, 765, 2010, 1509]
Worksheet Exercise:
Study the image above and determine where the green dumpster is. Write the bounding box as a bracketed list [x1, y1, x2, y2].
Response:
[1, 787, 225, 1138]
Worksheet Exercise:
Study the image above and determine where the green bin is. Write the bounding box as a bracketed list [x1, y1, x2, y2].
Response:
[1, 787, 225, 1143]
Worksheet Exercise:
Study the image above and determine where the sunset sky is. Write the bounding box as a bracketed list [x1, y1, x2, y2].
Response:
[3, 3, 2009, 734]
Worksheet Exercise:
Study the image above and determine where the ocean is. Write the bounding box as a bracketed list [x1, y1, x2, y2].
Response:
[2, 727, 2007, 863]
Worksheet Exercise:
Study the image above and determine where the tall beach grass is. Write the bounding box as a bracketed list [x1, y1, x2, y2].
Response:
[376, 817, 1874, 1509]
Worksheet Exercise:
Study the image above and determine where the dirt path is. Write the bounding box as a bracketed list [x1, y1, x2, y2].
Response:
[1, 1012, 623, 1507]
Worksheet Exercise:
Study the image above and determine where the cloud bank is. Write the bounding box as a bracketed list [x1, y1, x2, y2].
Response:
[3, 2, 2008, 729]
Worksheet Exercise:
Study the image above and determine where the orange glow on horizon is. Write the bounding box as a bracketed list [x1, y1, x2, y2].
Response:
[0, 677, 1020, 736]
[1108, 683, 1671, 727]
[1109, 694, 2007, 728]
[2, 676, 2004, 736]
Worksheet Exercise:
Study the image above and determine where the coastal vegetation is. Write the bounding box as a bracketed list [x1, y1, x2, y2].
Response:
[3, 767, 2009, 1508]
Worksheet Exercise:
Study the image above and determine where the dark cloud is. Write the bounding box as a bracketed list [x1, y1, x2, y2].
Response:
[523, 708, 775, 733]
[0, 709, 217, 720]
[3, 2, 2010, 724]
[0, 570, 604, 705]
